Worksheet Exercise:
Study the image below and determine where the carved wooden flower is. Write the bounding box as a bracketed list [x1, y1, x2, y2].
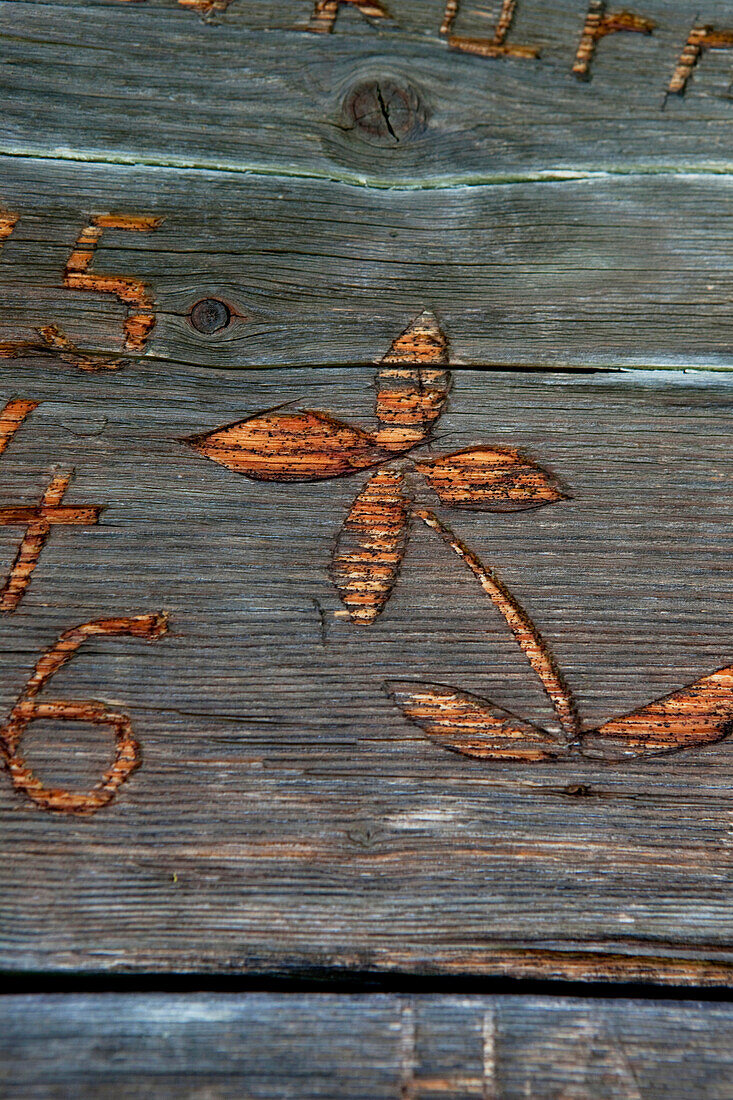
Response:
[188, 311, 733, 769]
[188, 311, 565, 625]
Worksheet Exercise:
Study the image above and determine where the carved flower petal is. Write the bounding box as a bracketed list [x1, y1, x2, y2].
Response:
[416, 446, 565, 511]
[386, 681, 565, 762]
[188, 410, 387, 482]
[331, 469, 410, 625]
[581, 666, 733, 761]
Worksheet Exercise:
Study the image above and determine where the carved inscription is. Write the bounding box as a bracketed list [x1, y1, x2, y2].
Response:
[0, 399, 102, 613]
[189, 312, 733, 768]
[0, 212, 18, 245]
[64, 214, 163, 352]
[0, 615, 167, 814]
[308, 0, 390, 34]
[573, 0, 655, 81]
[442, 0, 540, 60]
[668, 24, 733, 95]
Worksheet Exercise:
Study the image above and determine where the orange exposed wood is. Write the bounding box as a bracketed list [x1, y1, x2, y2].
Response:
[387, 682, 565, 761]
[416, 508, 582, 741]
[668, 24, 733, 95]
[573, 1, 655, 80]
[583, 667, 733, 760]
[375, 311, 451, 451]
[0, 398, 37, 458]
[443, 0, 539, 58]
[416, 446, 565, 511]
[331, 468, 410, 625]
[0, 469, 102, 614]
[308, 0, 390, 33]
[64, 214, 163, 352]
[0, 211, 18, 242]
[188, 410, 388, 482]
[0, 614, 167, 814]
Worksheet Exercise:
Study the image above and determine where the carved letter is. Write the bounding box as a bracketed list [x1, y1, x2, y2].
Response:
[668, 24, 733, 96]
[573, 0, 655, 81]
[308, 0, 390, 34]
[442, 0, 540, 61]
[0, 615, 167, 814]
[64, 214, 163, 352]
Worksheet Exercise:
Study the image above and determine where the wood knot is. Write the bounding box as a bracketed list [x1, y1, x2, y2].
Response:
[343, 78, 427, 146]
[190, 298, 231, 334]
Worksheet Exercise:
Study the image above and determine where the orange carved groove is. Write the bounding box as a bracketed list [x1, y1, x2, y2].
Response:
[668, 24, 733, 95]
[445, 0, 539, 59]
[387, 682, 565, 762]
[415, 508, 582, 741]
[188, 410, 389, 482]
[331, 468, 410, 625]
[0, 467, 102, 614]
[0, 615, 167, 814]
[64, 214, 163, 352]
[375, 311, 451, 452]
[416, 447, 565, 511]
[0, 398, 38, 458]
[309, 0, 390, 33]
[573, 0, 655, 80]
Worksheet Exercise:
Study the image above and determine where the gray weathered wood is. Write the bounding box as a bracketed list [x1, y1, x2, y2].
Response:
[3, 993, 733, 1098]
[1, 362, 732, 981]
[2, 156, 733, 370]
[3, 0, 733, 182]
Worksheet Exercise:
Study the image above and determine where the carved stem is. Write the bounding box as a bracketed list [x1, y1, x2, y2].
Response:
[415, 507, 581, 742]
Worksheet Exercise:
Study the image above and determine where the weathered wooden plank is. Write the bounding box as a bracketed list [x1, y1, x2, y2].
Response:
[0, 360, 732, 981]
[3, 993, 733, 1098]
[2, 156, 733, 369]
[3, 0, 733, 182]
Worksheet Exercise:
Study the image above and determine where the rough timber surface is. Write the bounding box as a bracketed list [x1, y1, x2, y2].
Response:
[1, 362, 732, 982]
[4, 993, 733, 1099]
[2, 156, 733, 370]
[3, 0, 733, 182]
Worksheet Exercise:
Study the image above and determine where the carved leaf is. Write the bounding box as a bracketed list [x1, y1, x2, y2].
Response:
[188, 410, 387, 482]
[375, 311, 451, 452]
[582, 666, 733, 761]
[331, 469, 410, 625]
[416, 446, 565, 510]
[386, 681, 565, 762]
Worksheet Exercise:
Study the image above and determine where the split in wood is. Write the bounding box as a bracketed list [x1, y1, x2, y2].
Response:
[0, 615, 167, 814]
[573, 0, 655, 81]
[0, 326, 127, 372]
[64, 214, 163, 352]
[668, 24, 733, 95]
[442, 0, 540, 60]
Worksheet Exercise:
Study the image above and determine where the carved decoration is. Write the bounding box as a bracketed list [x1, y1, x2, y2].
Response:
[0, 399, 102, 613]
[668, 24, 733, 95]
[64, 214, 163, 352]
[573, 0, 655, 81]
[0, 615, 167, 813]
[189, 312, 733, 766]
[441, 0, 540, 60]
[308, 0, 391, 34]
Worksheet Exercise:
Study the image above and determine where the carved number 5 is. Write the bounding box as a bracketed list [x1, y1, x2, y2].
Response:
[0, 614, 167, 814]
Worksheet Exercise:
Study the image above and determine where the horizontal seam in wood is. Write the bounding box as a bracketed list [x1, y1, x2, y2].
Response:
[2, 147, 733, 192]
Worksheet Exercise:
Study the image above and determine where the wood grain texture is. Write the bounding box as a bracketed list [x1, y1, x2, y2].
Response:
[3, 0, 733, 182]
[1, 361, 732, 982]
[2, 155, 733, 370]
[4, 993, 733, 1098]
